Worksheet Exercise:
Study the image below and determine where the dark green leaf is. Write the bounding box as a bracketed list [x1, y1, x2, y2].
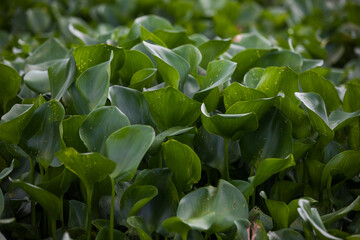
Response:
[198, 39, 232, 68]
[0, 64, 21, 110]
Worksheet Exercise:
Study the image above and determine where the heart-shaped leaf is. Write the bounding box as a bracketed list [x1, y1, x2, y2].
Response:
[109, 86, 153, 125]
[163, 139, 202, 192]
[201, 103, 258, 140]
[21, 100, 65, 169]
[198, 38, 232, 68]
[120, 185, 158, 217]
[10, 178, 61, 219]
[244, 67, 265, 88]
[79, 106, 130, 154]
[55, 148, 116, 190]
[240, 109, 293, 166]
[143, 86, 201, 130]
[143, 41, 190, 89]
[105, 125, 155, 181]
[0, 96, 45, 144]
[119, 50, 154, 86]
[173, 44, 202, 74]
[48, 56, 76, 100]
[129, 68, 157, 91]
[0, 64, 22, 111]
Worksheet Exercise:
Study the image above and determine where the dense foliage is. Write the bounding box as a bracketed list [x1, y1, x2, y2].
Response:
[0, 0, 360, 239]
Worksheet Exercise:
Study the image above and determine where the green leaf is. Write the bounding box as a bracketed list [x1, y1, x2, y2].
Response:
[48, 56, 76, 100]
[233, 218, 251, 240]
[173, 44, 202, 75]
[321, 196, 360, 227]
[0, 188, 4, 216]
[177, 179, 248, 232]
[38, 167, 76, 197]
[55, 148, 116, 190]
[79, 106, 130, 154]
[68, 200, 87, 229]
[198, 38, 232, 68]
[194, 60, 237, 101]
[73, 51, 113, 114]
[127, 216, 152, 240]
[299, 71, 341, 112]
[256, 66, 299, 104]
[119, 50, 154, 86]
[128, 169, 179, 235]
[321, 150, 360, 188]
[163, 139, 201, 192]
[143, 86, 201, 130]
[223, 82, 267, 110]
[153, 29, 194, 49]
[143, 41, 190, 89]
[24, 70, 50, 94]
[231, 49, 274, 81]
[0, 159, 15, 180]
[21, 100, 65, 169]
[105, 125, 155, 181]
[95, 227, 129, 240]
[201, 103, 258, 140]
[252, 155, 295, 188]
[26, 38, 69, 70]
[109, 86, 153, 125]
[120, 185, 158, 217]
[267, 229, 305, 240]
[244, 67, 265, 88]
[240, 109, 293, 166]
[298, 199, 341, 240]
[162, 216, 191, 240]
[0, 96, 45, 144]
[258, 50, 303, 73]
[265, 199, 290, 229]
[328, 109, 360, 131]
[9, 178, 61, 219]
[295, 92, 334, 141]
[72, 44, 125, 84]
[343, 79, 360, 112]
[149, 126, 195, 154]
[0, 64, 21, 110]
[226, 96, 279, 120]
[61, 115, 88, 152]
[129, 68, 157, 91]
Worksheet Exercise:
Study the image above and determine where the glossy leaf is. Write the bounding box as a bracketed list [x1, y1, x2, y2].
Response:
[120, 185, 158, 217]
[127, 216, 152, 240]
[0, 64, 21, 110]
[21, 100, 65, 169]
[240, 109, 293, 166]
[244, 67, 265, 89]
[321, 150, 360, 188]
[223, 82, 267, 109]
[201, 103, 258, 140]
[256, 66, 299, 104]
[0, 159, 15, 180]
[252, 155, 295, 188]
[177, 179, 248, 232]
[343, 79, 360, 112]
[119, 50, 154, 86]
[267, 229, 305, 240]
[129, 169, 179, 235]
[9, 178, 61, 218]
[73, 51, 113, 114]
[55, 148, 116, 190]
[0, 96, 45, 144]
[48, 56, 76, 100]
[143, 41, 190, 89]
[105, 125, 155, 181]
[163, 139, 201, 192]
[61, 115, 88, 152]
[265, 199, 289, 229]
[79, 106, 130, 154]
[129, 68, 157, 91]
[109, 86, 153, 125]
[231, 49, 274, 81]
[143, 86, 201, 130]
[173, 44, 202, 74]
[24, 70, 50, 94]
[299, 71, 341, 112]
[198, 38, 232, 68]
[258, 50, 303, 73]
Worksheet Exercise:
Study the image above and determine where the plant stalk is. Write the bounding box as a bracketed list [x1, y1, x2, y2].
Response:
[110, 177, 116, 240]
[86, 187, 93, 240]
[224, 138, 230, 181]
[29, 157, 36, 226]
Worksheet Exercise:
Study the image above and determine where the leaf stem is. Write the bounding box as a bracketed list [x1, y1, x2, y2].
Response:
[110, 177, 116, 240]
[29, 157, 36, 226]
[224, 138, 230, 181]
[86, 187, 93, 240]
[50, 218, 57, 240]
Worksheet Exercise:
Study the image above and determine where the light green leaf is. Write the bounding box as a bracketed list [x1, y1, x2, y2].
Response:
[0, 64, 22, 110]
[198, 38, 232, 68]
[24, 70, 50, 94]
